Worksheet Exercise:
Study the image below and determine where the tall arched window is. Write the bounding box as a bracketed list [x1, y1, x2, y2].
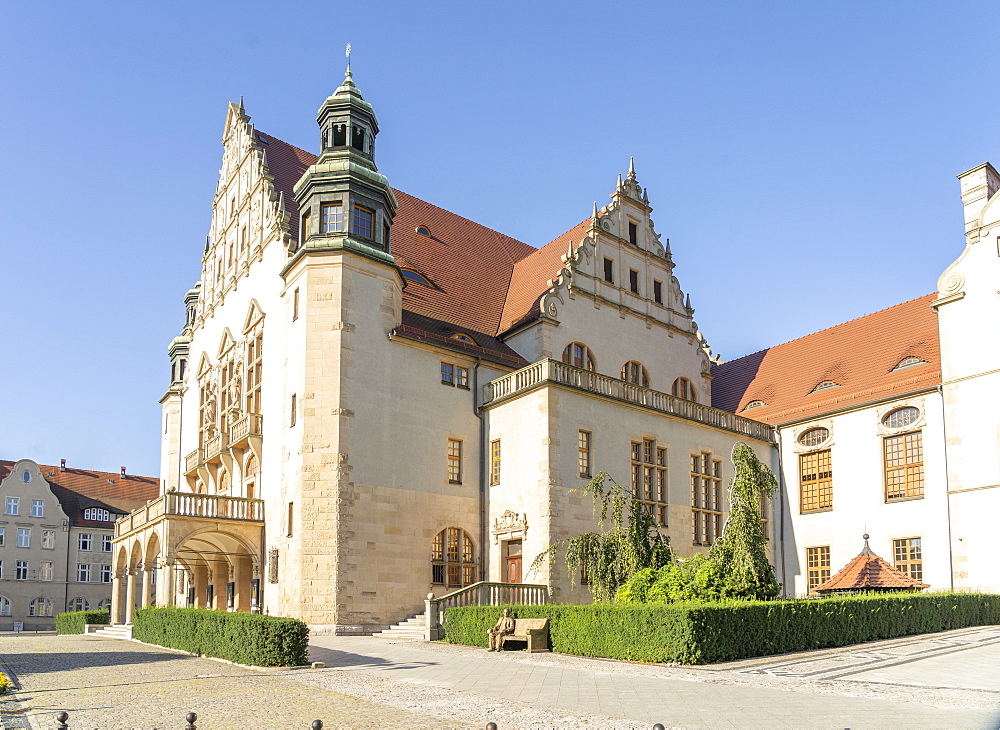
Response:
[28, 597, 53, 617]
[218, 469, 230, 495]
[68, 597, 90, 612]
[245, 454, 259, 500]
[431, 527, 477, 588]
[0, 596, 10, 617]
[97, 598, 112, 611]
[671, 377, 696, 401]
[562, 342, 595, 371]
[621, 361, 650, 387]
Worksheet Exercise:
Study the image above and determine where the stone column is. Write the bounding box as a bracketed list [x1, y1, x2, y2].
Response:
[110, 570, 124, 625]
[158, 559, 176, 607]
[140, 562, 153, 608]
[124, 569, 136, 624]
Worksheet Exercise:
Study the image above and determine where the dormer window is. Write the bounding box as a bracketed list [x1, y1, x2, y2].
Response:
[321, 202, 344, 233]
[353, 205, 374, 239]
[416, 225, 432, 237]
[811, 380, 840, 393]
[451, 333, 477, 345]
[891, 356, 927, 372]
[400, 269, 433, 287]
[743, 400, 767, 411]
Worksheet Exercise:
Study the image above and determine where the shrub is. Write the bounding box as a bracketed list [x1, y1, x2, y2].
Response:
[445, 593, 1000, 664]
[55, 610, 110, 635]
[132, 607, 309, 667]
[0, 672, 11, 694]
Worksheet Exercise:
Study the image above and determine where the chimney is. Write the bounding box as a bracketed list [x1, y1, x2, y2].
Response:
[120, 466, 127, 479]
[60, 459, 66, 472]
[958, 162, 1000, 241]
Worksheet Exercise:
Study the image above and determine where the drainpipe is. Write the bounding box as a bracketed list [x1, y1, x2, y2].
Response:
[938, 384, 955, 590]
[774, 428, 788, 597]
[473, 357, 487, 582]
[63, 517, 72, 614]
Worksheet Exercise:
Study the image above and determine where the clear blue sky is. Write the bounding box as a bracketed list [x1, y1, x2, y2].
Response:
[2, 1, 998, 478]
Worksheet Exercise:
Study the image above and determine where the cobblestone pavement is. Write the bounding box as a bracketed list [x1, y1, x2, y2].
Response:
[0, 634, 454, 729]
[3, 629, 1000, 729]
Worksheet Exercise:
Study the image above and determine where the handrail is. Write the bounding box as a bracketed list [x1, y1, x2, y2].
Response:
[484, 359, 776, 443]
[423, 581, 548, 640]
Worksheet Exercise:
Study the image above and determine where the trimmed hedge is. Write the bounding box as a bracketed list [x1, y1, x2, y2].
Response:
[132, 607, 309, 667]
[444, 593, 1000, 664]
[55, 610, 110, 635]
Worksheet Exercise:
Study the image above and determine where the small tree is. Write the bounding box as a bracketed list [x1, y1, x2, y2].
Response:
[528, 472, 672, 602]
[707, 443, 780, 600]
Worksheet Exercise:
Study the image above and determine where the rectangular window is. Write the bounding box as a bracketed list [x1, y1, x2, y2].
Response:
[42, 529, 55, 549]
[0, 527, 4, 546]
[893, 537, 923, 581]
[353, 205, 374, 238]
[691, 453, 722, 545]
[631, 439, 668, 527]
[292, 287, 299, 321]
[0, 561, 3, 579]
[301, 210, 311, 244]
[383, 222, 390, 249]
[102, 535, 113, 552]
[578, 430, 592, 478]
[31, 500, 44, 517]
[78, 533, 92, 551]
[287, 501, 294, 538]
[603, 258, 614, 283]
[490, 440, 501, 485]
[77, 563, 90, 582]
[100, 564, 113, 583]
[885, 431, 924, 501]
[629, 269, 639, 294]
[40, 561, 52, 581]
[240, 225, 247, 253]
[628, 220, 638, 245]
[806, 546, 831, 592]
[17, 528, 30, 548]
[440, 362, 455, 385]
[455, 366, 469, 389]
[653, 280, 663, 304]
[290, 394, 297, 427]
[800, 450, 833, 512]
[447, 439, 463, 484]
[320, 202, 344, 232]
[16, 561, 28, 580]
[6, 497, 18, 515]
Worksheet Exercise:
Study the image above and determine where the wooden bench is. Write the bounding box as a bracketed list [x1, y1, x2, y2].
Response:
[500, 618, 550, 653]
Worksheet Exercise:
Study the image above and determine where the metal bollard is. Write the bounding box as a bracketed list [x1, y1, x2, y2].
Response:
[653, 725, 665, 730]
[312, 722, 323, 730]
[55, 711, 69, 729]
[185, 712, 197, 730]
[486, 723, 498, 730]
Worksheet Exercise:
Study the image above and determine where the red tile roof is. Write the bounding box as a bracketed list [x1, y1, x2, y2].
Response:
[260, 133, 571, 341]
[0, 461, 159, 528]
[817, 538, 929, 592]
[711, 294, 941, 425]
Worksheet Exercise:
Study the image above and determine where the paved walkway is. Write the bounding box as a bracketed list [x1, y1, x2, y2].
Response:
[1, 628, 999, 728]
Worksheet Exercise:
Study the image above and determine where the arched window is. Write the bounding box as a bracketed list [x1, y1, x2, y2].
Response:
[218, 469, 230, 495]
[68, 597, 90, 612]
[28, 598, 53, 617]
[245, 454, 259, 500]
[891, 356, 927, 372]
[400, 268, 433, 286]
[743, 400, 767, 411]
[415, 225, 432, 237]
[431, 527, 477, 588]
[883, 407, 920, 429]
[621, 361, 650, 387]
[451, 332, 477, 345]
[562, 342, 595, 371]
[97, 598, 112, 611]
[671, 377, 696, 401]
[810, 380, 840, 393]
[0, 596, 10, 617]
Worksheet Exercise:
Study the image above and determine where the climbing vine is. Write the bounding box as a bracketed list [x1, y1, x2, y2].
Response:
[528, 472, 672, 602]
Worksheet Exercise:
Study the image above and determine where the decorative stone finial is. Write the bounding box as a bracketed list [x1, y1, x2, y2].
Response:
[627, 156, 636, 181]
[592, 201, 599, 220]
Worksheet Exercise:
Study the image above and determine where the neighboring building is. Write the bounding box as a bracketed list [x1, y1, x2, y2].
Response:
[112, 66, 1000, 633]
[0, 459, 157, 627]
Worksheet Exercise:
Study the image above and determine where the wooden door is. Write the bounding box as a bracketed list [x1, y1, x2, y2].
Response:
[505, 539, 522, 584]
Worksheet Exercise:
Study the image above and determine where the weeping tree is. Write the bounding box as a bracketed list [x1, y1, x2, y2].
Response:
[706, 443, 780, 600]
[528, 472, 672, 602]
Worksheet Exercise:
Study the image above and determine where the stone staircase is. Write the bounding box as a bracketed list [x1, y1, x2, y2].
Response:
[373, 612, 427, 641]
[90, 624, 133, 640]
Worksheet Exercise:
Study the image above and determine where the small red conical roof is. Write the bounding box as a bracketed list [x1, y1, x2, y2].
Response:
[816, 535, 929, 592]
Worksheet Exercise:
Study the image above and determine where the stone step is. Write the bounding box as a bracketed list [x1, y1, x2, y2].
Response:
[375, 612, 428, 640]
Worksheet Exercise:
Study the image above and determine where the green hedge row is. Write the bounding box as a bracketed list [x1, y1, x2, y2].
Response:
[444, 593, 1000, 664]
[55, 610, 110, 635]
[132, 607, 309, 667]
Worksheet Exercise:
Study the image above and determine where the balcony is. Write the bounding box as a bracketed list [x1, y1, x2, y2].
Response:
[184, 448, 203, 476]
[204, 432, 228, 463]
[115, 492, 265, 539]
[229, 413, 263, 450]
[484, 359, 776, 443]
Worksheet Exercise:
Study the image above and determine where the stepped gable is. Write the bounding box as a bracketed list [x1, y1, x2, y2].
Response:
[711, 294, 941, 425]
[261, 133, 538, 337]
[817, 535, 929, 592]
[500, 219, 590, 333]
[0, 460, 158, 528]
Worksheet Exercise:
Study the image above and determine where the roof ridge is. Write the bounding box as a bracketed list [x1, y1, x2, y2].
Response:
[720, 292, 937, 366]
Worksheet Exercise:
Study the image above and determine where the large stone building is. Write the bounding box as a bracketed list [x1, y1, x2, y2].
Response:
[0, 459, 157, 628]
[111, 66, 999, 633]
